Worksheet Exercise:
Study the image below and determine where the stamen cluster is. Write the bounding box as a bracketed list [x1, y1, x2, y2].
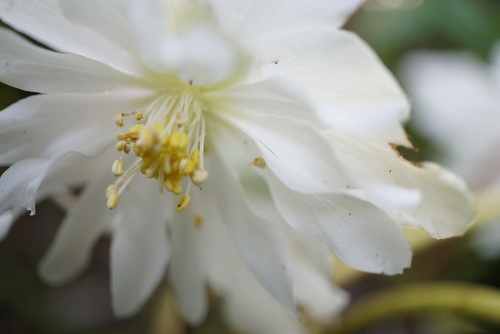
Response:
[106, 102, 207, 212]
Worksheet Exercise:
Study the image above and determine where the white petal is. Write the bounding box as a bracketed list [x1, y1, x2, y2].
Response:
[294, 259, 349, 321]
[205, 150, 296, 315]
[0, 28, 140, 94]
[123, 0, 237, 85]
[315, 98, 409, 137]
[169, 205, 208, 325]
[0, 0, 138, 73]
[265, 173, 412, 275]
[38, 171, 115, 285]
[200, 202, 303, 334]
[0, 92, 149, 164]
[290, 231, 350, 320]
[0, 152, 89, 215]
[400, 50, 500, 182]
[211, 0, 363, 48]
[122, 0, 181, 73]
[59, 0, 136, 58]
[328, 132, 474, 238]
[177, 26, 237, 86]
[217, 80, 352, 193]
[254, 29, 411, 145]
[110, 178, 170, 317]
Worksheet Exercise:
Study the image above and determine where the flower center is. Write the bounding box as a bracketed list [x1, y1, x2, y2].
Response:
[106, 89, 208, 212]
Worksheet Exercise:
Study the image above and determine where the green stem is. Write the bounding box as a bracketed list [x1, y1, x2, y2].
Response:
[335, 282, 500, 334]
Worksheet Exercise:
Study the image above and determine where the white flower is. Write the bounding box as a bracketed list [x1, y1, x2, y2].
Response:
[401, 44, 500, 259]
[401, 45, 500, 188]
[0, 0, 473, 331]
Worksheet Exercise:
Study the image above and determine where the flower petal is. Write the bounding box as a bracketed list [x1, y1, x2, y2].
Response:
[0, 92, 149, 164]
[177, 26, 237, 86]
[294, 258, 349, 321]
[264, 173, 412, 275]
[200, 202, 303, 334]
[0, 151, 90, 215]
[216, 80, 352, 193]
[400, 50, 500, 184]
[110, 178, 170, 317]
[253, 29, 411, 145]
[0, 28, 140, 94]
[38, 171, 115, 285]
[59, 0, 136, 57]
[327, 132, 475, 238]
[0, 0, 137, 73]
[169, 207, 208, 325]
[205, 150, 296, 315]
[211, 0, 364, 46]
[121, 0, 181, 73]
[123, 0, 237, 85]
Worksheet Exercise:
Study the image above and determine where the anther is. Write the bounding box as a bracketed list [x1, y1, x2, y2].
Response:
[176, 195, 191, 212]
[116, 140, 127, 152]
[106, 184, 120, 209]
[112, 159, 124, 176]
[251, 157, 266, 168]
[191, 169, 208, 186]
[114, 113, 124, 127]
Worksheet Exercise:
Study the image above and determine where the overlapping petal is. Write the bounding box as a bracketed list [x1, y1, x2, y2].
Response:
[0, 151, 90, 215]
[38, 171, 115, 285]
[215, 79, 352, 193]
[169, 206, 208, 325]
[264, 172, 412, 275]
[0, 92, 151, 164]
[110, 178, 171, 317]
[200, 201, 303, 334]
[206, 150, 295, 315]
[0, 28, 143, 94]
[327, 131, 474, 238]
[247, 28, 411, 144]
[210, 0, 364, 49]
[0, 0, 138, 73]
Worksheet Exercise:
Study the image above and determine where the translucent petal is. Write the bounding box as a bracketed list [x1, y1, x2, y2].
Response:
[169, 206, 208, 325]
[38, 172, 115, 285]
[327, 132, 475, 238]
[0, 92, 150, 164]
[217, 79, 352, 193]
[205, 150, 296, 315]
[211, 0, 364, 48]
[0, 28, 139, 94]
[200, 201, 303, 334]
[0, 152, 89, 215]
[265, 173, 412, 275]
[110, 178, 170, 317]
[0, 0, 137, 73]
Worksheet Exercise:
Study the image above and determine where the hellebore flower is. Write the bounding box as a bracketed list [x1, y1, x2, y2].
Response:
[0, 0, 474, 331]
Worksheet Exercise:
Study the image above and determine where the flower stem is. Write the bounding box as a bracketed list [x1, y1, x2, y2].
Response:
[335, 282, 500, 334]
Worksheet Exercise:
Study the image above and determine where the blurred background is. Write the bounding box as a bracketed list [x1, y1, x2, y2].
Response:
[1, 0, 500, 333]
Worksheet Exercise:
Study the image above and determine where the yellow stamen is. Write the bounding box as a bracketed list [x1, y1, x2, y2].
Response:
[114, 113, 124, 127]
[177, 195, 191, 212]
[106, 184, 120, 209]
[112, 159, 124, 176]
[191, 169, 208, 186]
[251, 157, 266, 168]
[107, 91, 208, 212]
